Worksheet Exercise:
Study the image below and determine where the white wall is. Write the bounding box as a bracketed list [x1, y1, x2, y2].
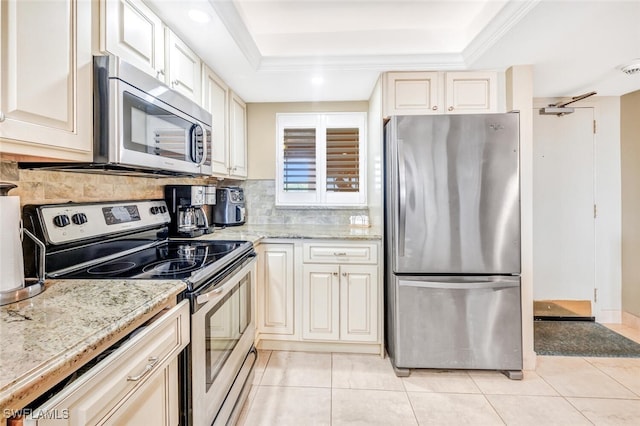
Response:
[620, 90, 640, 318]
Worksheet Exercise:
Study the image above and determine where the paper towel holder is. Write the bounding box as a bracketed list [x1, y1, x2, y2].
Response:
[0, 182, 46, 306]
[0, 229, 45, 306]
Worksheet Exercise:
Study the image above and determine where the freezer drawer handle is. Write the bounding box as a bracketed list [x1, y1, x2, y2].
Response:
[399, 279, 519, 290]
[127, 356, 159, 381]
[333, 252, 347, 256]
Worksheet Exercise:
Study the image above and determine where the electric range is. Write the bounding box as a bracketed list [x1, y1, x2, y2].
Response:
[22, 199, 258, 425]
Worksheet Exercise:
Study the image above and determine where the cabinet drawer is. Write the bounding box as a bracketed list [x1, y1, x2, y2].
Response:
[29, 301, 189, 425]
[303, 242, 378, 264]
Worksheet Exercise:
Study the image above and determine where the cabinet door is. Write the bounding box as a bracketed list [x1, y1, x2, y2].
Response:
[103, 359, 179, 426]
[384, 71, 441, 116]
[257, 244, 295, 335]
[31, 301, 189, 425]
[202, 67, 230, 176]
[445, 71, 497, 114]
[228, 92, 248, 178]
[102, 0, 165, 80]
[166, 30, 201, 102]
[0, 0, 92, 160]
[302, 264, 340, 341]
[340, 265, 378, 342]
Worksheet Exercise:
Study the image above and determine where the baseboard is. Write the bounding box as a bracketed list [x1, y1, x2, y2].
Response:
[622, 311, 640, 330]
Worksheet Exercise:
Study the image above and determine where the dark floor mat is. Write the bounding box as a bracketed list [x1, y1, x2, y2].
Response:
[534, 321, 640, 357]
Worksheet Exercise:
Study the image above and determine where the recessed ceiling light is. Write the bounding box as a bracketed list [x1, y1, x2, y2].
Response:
[188, 9, 211, 24]
[311, 76, 324, 86]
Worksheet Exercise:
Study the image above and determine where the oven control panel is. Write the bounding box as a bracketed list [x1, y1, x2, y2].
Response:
[38, 200, 171, 245]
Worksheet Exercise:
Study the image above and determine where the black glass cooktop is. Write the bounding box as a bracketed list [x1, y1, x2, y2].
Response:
[56, 240, 251, 282]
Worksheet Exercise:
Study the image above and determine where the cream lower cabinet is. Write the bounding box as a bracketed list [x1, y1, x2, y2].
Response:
[0, 0, 93, 161]
[302, 263, 378, 343]
[28, 301, 189, 426]
[301, 241, 379, 344]
[257, 243, 295, 336]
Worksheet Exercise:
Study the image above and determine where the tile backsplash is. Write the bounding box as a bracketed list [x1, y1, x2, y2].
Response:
[1, 162, 368, 226]
[0, 160, 216, 206]
[241, 179, 369, 225]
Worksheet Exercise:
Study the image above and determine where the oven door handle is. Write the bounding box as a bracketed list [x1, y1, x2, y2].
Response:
[195, 256, 256, 306]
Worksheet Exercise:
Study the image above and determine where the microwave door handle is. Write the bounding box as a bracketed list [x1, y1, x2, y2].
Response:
[191, 123, 207, 167]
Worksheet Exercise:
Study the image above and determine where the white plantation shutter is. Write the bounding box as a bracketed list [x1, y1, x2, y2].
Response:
[276, 112, 366, 206]
[283, 128, 316, 191]
[326, 128, 360, 193]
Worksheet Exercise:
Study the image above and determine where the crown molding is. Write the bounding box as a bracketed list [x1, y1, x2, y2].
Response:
[257, 53, 466, 72]
[463, 0, 541, 66]
[208, 0, 262, 69]
[213, 0, 539, 73]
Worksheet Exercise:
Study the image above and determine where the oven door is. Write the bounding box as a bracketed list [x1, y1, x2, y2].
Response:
[190, 255, 256, 426]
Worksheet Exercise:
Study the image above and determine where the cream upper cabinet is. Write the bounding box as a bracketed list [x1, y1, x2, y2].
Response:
[0, 0, 93, 161]
[166, 29, 201, 102]
[444, 71, 498, 114]
[384, 71, 441, 115]
[202, 66, 229, 176]
[102, 2, 201, 103]
[228, 92, 248, 179]
[202, 79, 248, 179]
[101, 0, 165, 80]
[257, 243, 295, 336]
[384, 71, 498, 116]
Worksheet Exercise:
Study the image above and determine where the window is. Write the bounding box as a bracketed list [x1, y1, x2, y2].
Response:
[276, 112, 367, 206]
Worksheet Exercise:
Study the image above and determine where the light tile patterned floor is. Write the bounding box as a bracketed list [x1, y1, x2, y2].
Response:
[238, 329, 640, 425]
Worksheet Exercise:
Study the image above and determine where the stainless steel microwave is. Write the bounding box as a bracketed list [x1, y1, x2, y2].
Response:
[20, 56, 212, 177]
[94, 55, 212, 176]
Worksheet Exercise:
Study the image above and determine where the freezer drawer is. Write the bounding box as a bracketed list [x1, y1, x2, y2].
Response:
[391, 275, 522, 371]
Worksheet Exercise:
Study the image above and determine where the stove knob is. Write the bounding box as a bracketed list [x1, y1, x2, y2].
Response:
[53, 214, 70, 228]
[150, 206, 160, 215]
[160, 205, 167, 214]
[72, 213, 88, 225]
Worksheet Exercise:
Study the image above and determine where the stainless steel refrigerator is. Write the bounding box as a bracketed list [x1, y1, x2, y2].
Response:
[384, 113, 522, 379]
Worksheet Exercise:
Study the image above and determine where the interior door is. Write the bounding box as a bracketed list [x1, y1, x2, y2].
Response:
[533, 107, 595, 309]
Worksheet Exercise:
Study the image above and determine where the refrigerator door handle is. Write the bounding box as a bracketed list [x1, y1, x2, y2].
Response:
[397, 137, 407, 257]
[399, 277, 520, 290]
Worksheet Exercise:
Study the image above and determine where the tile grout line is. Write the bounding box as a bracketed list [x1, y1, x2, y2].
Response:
[582, 356, 640, 399]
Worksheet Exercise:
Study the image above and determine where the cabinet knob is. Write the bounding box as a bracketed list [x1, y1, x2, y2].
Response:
[432, 106, 438, 111]
[333, 272, 338, 277]
[448, 106, 454, 111]
[342, 272, 347, 277]
[156, 69, 165, 78]
[0, 111, 5, 122]
[171, 80, 178, 87]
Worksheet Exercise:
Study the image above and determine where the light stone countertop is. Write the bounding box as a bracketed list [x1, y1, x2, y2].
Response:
[194, 223, 382, 243]
[0, 279, 186, 415]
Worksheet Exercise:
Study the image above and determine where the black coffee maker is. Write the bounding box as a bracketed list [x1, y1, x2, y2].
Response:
[164, 185, 212, 237]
